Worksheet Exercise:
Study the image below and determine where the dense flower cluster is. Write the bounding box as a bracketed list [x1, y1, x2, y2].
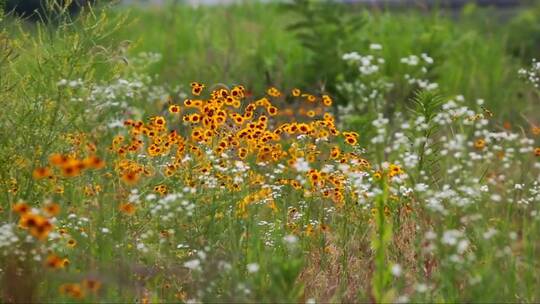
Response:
[110, 83, 389, 215]
[519, 58, 540, 88]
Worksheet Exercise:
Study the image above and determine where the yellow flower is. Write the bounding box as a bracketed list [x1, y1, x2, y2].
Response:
[474, 138, 486, 150]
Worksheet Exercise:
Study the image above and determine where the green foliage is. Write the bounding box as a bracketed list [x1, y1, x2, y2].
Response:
[371, 180, 394, 303]
[282, 0, 365, 91]
[0, 3, 128, 201]
[409, 90, 444, 183]
[507, 3, 540, 61]
[411, 89, 444, 124]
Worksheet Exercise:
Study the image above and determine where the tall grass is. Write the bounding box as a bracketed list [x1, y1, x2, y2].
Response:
[102, 3, 536, 115]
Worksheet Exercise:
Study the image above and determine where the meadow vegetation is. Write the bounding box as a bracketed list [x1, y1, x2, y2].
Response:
[1, 1, 540, 302]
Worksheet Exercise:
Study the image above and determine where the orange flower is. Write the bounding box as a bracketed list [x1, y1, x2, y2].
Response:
[320, 224, 330, 233]
[82, 155, 105, 170]
[119, 202, 137, 215]
[19, 213, 39, 229]
[59, 283, 85, 299]
[60, 158, 84, 177]
[32, 167, 53, 179]
[45, 254, 65, 269]
[29, 216, 53, 240]
[82, 278, 102, 293]
[43, 202, 61, 217]
[121, 171, 140, 185]
[49, 153, 69, 166]
[532, 125, 540, 136]
[12, 202, 30, 215]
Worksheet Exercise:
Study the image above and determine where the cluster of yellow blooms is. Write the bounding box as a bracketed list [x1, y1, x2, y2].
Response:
[107, 83, 405, 220]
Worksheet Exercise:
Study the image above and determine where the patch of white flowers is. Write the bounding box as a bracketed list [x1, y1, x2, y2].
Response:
[519, 58, 540, 88]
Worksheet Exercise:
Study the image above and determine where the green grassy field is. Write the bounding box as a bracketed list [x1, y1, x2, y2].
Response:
[1, 1, 540, 303]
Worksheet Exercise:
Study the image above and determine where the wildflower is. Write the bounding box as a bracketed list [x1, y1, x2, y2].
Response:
[474, 138, 486, 150]
[32, 167, 53, 179]
[82, 279, 102, 293]
[322, 95, 333, 106]
[67, 238, 77, 248]
[290, 180, 302, 190]
[82, 155, 105, 169]
[308, 170, 323, 187]
[169, 104, 181, 114]
[267, 87, 281, 97]
[238, 147, 248, 159]
[293, 158, 310, 172]
[43, 202, 61, 217]
[283, 234, 298, 245]
[388, 164, 403, 178]
[343, 132, 359, 145]
[391, 264, 402, 277]
[304, 94, 316, 103]
[152, 116, 166, 128]
[45, 254, 65, 269]
[305, 224, 315, 237]
[267, 106, 278, 116]
[190, 82, 205, 96]
[49, 153, 69, 166]
[59, 283, 85, 299]
[370, 43, 383, 50]
[416, 283, 428, 293]
[12, 202, 30, 215]
[121, 171, 140, 185]
[535, 147, 540, 157]
[246, 263, 260, 273]
[119, 202, 137, 215]
[183, 259, 201, 271]
[19, 213, 53, 240]
[532, 125, 540, 136]
[330, 146, 341, 159]
[58, 158, 85, 177]
[320, 224, 330, 233]
[154, 184, 168, 195]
